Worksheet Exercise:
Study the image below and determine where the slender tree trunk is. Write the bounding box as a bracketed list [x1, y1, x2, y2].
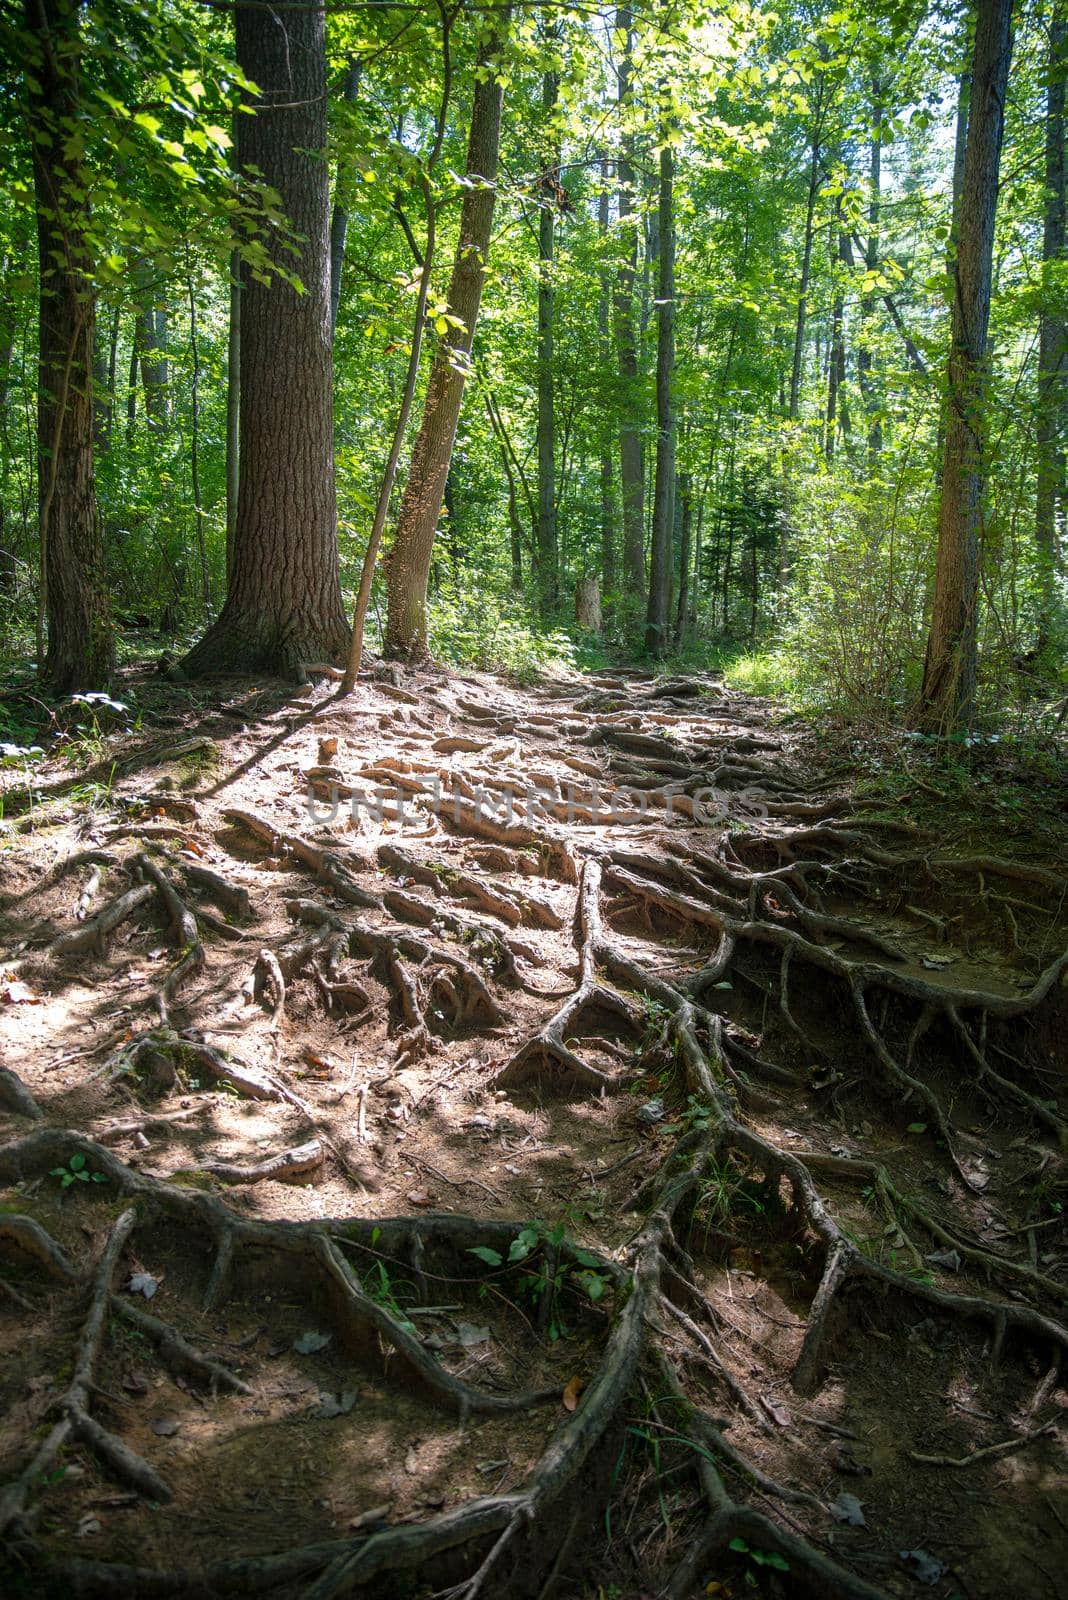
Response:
[858, 74, 883, 457]
[1036, 8, 1066, 628]
[187, 272, 210, 607]
[674, 473, 692, 641]
[645, 141, 675, 655]
[383, 9, 509, 660]
[26, 0, 111, 691]
[598, 166, 617, 607]
[183, 0, 347, 676]
[614, 7, 645, 602]
[536, 64, 559, 617]
[789, 82, 824, 421]
[918, 0, 1013, 730]
[329, 59, 363, 343]
[225, 250, 239, 583]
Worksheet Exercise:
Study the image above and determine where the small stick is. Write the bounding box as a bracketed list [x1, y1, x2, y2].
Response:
[909, 1419, 1058, 1468]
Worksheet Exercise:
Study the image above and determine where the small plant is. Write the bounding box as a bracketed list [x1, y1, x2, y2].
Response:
[468, 1220, 612, 1340]
[50, 1153, 109, 1190]
[728, 1535, 790, 1573]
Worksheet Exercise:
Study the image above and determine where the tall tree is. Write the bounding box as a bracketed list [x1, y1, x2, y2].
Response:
[918, 0, 1014, 729]
[383, 9, 509, 660]
[183, 0, 347, 676]
[645, 136, 676, 655]
[1036, 6, 1066, 630]
[614, 7, 645, 601]
[25, 0, 111, 691]
[535, 58, 560, 617]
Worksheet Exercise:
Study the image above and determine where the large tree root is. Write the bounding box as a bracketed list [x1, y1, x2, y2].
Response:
[495, 860, 637, 1094]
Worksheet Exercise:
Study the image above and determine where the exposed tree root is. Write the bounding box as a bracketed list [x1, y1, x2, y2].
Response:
[2, 677, 1065, 1600]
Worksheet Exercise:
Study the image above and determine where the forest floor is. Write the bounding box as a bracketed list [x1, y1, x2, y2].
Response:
[0, 655, 1065, 1600]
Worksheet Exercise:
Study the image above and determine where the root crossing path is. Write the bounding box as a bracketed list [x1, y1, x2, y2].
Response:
[0, 663, 1065, 1600]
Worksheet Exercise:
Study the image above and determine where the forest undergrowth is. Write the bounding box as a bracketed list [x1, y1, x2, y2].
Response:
[0, 657, 1065, 1600]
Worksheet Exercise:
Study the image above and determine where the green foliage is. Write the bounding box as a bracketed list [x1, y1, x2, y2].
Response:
[50, 1152, 109, 1190]
[467, 1219, 613, 1341]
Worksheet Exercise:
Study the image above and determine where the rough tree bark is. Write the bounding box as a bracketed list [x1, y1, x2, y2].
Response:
[918, 0, 1013, 730]
[26, 0, 111, 692]
[182, 1, 347, 677]
[645, 141, 675, 656]
[614, 7, 645, 603]
[1036, 7, 1066, 629]
[383, 9, 509, 660]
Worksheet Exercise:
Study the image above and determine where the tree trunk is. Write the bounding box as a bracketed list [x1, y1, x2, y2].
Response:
[575, 574, 602, 632]
[383, 10, 509, 660]
[614, 8, 645, 602]
[597, 165, 617, 608]
[225, 249, 239, 583]
[183, 0, 347, 677]
[918, 0, 1013, 730]
[858, 74, 883, 458]
[536, 65, 559, 617]
[789, 82, 824, 421]
[26, 0, 111, 691]
[187, 272, 210, 608]
[1036, 8, 1066, 627]
[674, 472, 692, 641]
[645, 141, 675, 656]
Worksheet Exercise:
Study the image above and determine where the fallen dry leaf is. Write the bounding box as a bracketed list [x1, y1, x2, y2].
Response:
[562, 1375, 585, 1412]
[2, 979, 41, 1006]
[406, 1190, 435, 1207]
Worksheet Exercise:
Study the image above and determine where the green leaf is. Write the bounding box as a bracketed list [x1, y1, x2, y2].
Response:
[69, 1153, 86, 1172]
[906, 1123, 927, 1134]
[468, 1246, 503, 1268]
[728, 1536, 749, 1553]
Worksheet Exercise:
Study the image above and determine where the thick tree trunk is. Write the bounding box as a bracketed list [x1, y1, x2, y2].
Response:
[183, 1, 347, 677]
[383, 11, 509, 660]
[614, 8, 645, 602]
[918, 0, 1013, 730]
[645, 142, 675, 656]
[26, 0, 111, 691]
[536, 66, 559, 617]
[1036, 9, 1066, 625]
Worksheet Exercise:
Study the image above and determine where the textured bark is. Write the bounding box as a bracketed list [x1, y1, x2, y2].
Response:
[614, 8, 645, 601]
[383, 11, 509, 660]
[645, 142, 675, 656]
[183, 3, 347, 677]
[26, 0, 111, 692]
[1036, 9, 1066, 617]
[536, 67, 559, 618]
[918, 0, 1013, 730]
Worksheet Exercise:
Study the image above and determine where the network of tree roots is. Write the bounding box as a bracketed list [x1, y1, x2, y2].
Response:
[0, 663, 1065, 1600]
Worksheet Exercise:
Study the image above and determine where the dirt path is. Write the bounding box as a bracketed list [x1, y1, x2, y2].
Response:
[1, 663, 1065, 1600]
